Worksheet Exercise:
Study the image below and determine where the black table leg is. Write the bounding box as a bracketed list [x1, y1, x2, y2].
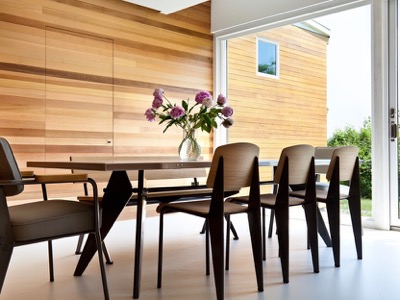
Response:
[133, 170, 145, 299]
[317, 206, 333, 247]
[74, 171, 133, 276]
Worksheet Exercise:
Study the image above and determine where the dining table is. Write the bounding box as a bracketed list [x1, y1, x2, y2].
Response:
[27, 157, 332, 299]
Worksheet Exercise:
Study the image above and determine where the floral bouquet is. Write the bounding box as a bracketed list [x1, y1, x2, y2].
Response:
[144, 88, 234, 137]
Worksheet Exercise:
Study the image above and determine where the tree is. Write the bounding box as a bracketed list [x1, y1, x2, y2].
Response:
[328, 118, 372, 199]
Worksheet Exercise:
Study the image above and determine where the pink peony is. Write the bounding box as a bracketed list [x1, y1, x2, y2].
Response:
[153, 88, 164, 98]
[144, 108, 156, 122]
[221, 106, 233, 117]
[152, 96, 163, 109]
[201, 96, 214, 108]
[217, 94, 226, 105]
[195, 90, 212, 104]
[170, 106, 185, 119]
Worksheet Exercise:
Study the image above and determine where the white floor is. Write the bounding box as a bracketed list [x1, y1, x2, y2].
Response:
[2, 206, 400, 300]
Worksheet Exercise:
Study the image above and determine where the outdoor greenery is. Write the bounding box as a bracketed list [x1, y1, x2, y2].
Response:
[328, 118, 372, 216]
[328, 117, 372, 199]
[258, 63, 276, 75]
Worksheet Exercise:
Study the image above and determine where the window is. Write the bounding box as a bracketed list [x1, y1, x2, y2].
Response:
[257, 38, 279, 78]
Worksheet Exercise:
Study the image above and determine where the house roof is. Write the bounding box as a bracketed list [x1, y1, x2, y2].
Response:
[294, 20, 331, 38]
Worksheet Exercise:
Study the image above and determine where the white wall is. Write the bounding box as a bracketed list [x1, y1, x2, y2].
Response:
[211, 0, 368, 36]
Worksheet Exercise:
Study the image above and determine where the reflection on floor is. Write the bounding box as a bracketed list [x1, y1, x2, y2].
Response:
[2, 206, 400, 300]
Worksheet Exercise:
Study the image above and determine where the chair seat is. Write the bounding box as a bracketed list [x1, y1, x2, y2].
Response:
[231, 193, 305, 208]
[9, 200, 95, 242]
[157, 200, 248, 217]
[290, 184, 350, 201]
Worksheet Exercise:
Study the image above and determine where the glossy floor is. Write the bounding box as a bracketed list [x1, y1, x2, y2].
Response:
[2, 206, 400, 300]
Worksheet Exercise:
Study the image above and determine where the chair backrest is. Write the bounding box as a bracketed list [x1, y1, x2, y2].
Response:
[206, 142, 260, 191]
[0, 137, 24, 196]
[274, 144, 315, 185]
[314, 146, 339, 174]
[326, 146, 359, 181]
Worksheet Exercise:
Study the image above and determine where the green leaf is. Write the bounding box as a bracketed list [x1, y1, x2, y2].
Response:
[182, 100, 188, 111]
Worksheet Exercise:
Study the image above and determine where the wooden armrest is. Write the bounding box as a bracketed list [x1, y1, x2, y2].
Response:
[78, 196, 104, 202]
[21, 170, 35, 178]
[35, 173, 88, 183]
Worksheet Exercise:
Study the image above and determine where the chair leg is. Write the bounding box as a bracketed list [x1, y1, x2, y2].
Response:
[157, 212, 164, 288]
[317, 207, 333, 248]
[93, 231, 110, 300]
[326, 200, 341, 267]
[200, 220, 206, 234]
[208, 215, 224, 300]
[77, 234, 113, 264]
[225, 215, 231, 271]
[229, 221, 239, 240]
[75, 234, 85, 254]
[303, 203, 319, 273]
[267, 209, 275, 238]
[201, 219, 239, 240]
[48, 240, 54, 282]
[247, 209, 264, 292]
[262, 208, 266, 261]
[0, 244, 13, 293]
[102, 241, 113, 265]
[205, 220, 210, 276]
[348, 197, 363, 260]
[274, 208, 289, 283]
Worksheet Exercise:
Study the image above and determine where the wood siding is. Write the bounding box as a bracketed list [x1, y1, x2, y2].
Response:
[228, 25, 328, 182]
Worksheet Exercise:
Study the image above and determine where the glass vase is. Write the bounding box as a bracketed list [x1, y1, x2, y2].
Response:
[178, 130, 201, 161]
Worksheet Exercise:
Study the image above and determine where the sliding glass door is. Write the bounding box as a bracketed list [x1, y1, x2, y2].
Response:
[389, 0, 400, 227]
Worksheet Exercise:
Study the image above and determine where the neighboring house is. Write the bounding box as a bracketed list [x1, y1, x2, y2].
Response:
[228, 21, 330, 172]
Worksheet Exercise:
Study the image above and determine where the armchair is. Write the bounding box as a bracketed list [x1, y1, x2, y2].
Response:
[0, 137, 109, 299]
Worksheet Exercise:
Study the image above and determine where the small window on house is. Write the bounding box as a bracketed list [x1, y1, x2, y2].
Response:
[257, 38, 279, 78]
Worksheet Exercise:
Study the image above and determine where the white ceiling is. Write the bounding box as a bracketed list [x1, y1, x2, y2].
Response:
[122, 0, 208, 14]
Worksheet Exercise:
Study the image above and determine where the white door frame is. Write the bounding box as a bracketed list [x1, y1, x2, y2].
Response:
[388, 0, 400, 227]
[214, 0, 395, 230]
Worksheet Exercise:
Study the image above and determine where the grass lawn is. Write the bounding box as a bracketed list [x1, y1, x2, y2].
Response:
[340, 198, 372, 217]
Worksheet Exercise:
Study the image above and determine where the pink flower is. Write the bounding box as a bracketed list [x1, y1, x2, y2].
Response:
[152, 96, 163, 109]
[170, 106, 185, 119]
[217, 94, 226, 105]
[221, 106, 233, 117]
[144, 108, 156, 122]
[202, 96, 214, 108]
[195, 90, 212, 104]
[153, 88, 164, 98]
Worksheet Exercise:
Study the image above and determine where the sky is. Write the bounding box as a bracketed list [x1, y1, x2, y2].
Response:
[315, 5, 372, 138]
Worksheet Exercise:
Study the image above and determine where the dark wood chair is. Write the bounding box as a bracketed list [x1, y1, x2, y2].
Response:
[0, 137, 109, 299]
[156, 143, 264, 300]
[228, 144, 319, 283]
[290, 146, 362, 267]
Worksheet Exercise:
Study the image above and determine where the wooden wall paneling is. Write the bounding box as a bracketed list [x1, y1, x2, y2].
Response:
[0, 0, 213, 200]
[0, 14, 46, 201]
[111, 2, 213, 158]
[45, 27, 114, 163]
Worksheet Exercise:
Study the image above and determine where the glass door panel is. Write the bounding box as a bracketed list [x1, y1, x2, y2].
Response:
[390, 0, 400, 227]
